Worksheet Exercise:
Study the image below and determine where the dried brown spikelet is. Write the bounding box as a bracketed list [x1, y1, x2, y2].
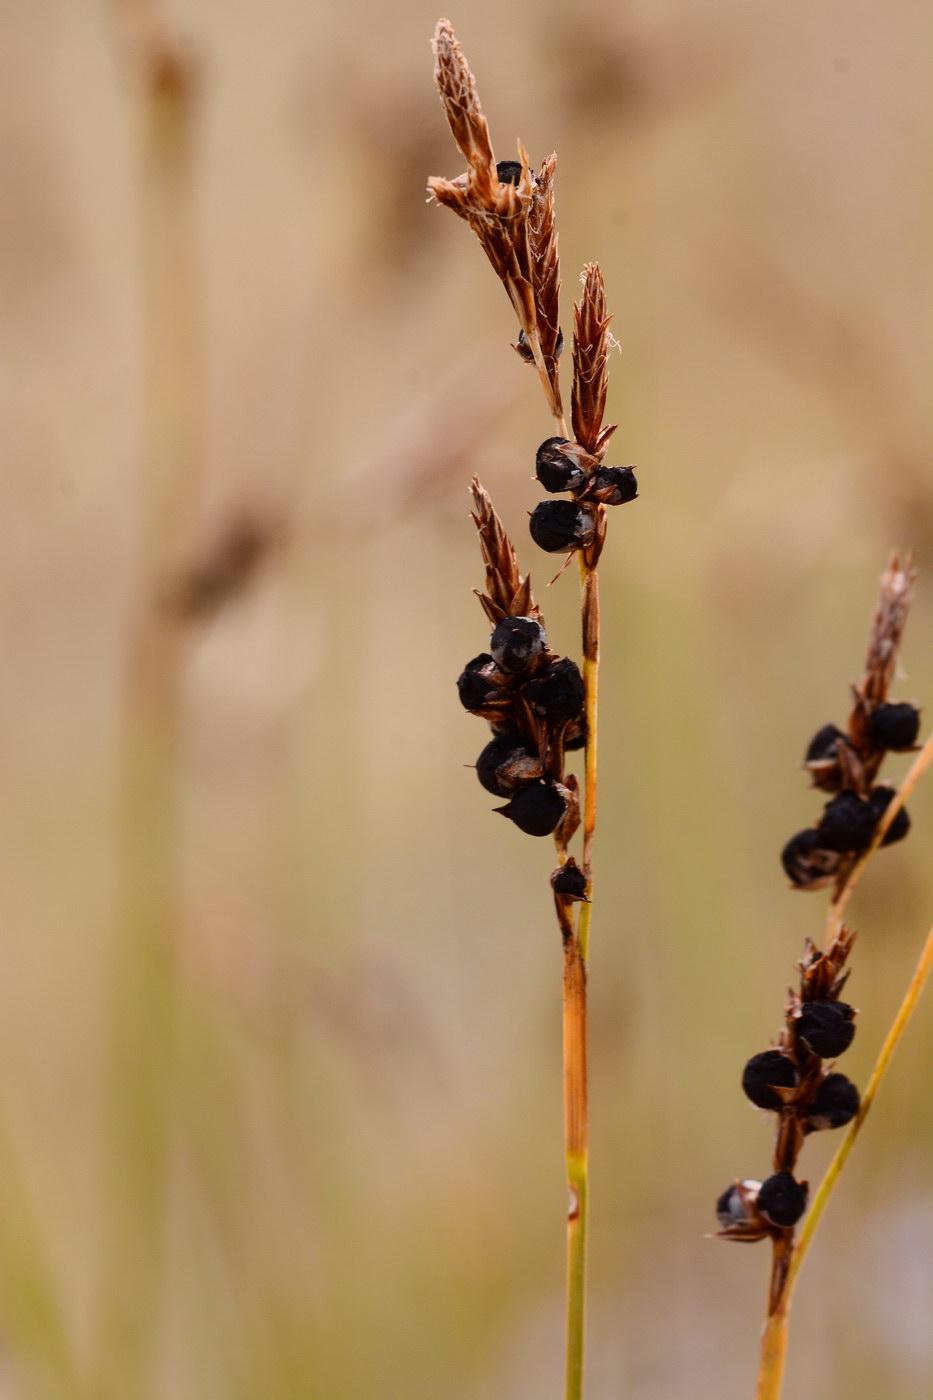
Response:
[529, 154, 563, 407]
[431, 19, 496, 185]
[849, 551, 917, 732]
[571, 263, 617, 457]
[469, 476, 540, 626]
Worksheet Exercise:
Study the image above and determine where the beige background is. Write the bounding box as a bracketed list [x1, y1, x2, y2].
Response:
[2, 2, 933, 1397]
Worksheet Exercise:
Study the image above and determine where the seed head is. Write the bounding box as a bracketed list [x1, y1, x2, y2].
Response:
[490, 616, 547, 673]
[497, 780, 568, 836]
[818, 790, 878, 853]
[551, 859, 588, 899]
[805, 1072, 860, 1131]
[804, 723, 848, 790]
[535, 437, 592, 494]
[475, 733, 541, 797]
[869, 785, 911, 845]
[457, 653, 498, 710]
[716, 1179, 762, 1229]
[795, 1000, 856, 1058]
[757, 1171, 808, 1229]
[516, 329, 564, 363]
[528, 500, 597, 553]
[781, 829, 842, 890]
[741, 1050, 799, 1111]
[590, 465, 638, 505]
[870, 701, 920, 751]
[496, 159, 523, 186]
[523, 657, 585, 724]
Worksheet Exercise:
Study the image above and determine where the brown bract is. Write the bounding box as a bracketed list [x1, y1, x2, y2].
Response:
[846, 551, 917, 765]
[469, 475, 539, 627]
[571, 263, 617, 457]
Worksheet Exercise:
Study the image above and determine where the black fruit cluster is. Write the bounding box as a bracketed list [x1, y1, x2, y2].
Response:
[782, 701, 920, 889]
[528, 437, 638, 554]
[457, 614, 585, 836]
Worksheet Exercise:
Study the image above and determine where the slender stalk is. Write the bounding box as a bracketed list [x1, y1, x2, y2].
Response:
[757, 910, 933, 1399]
[563, 936, 589, 1400]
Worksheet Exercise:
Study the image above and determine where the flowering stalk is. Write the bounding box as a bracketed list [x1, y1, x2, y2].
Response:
[430, 22, 638, 1398]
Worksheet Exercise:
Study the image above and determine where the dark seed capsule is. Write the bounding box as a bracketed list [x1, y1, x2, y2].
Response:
[805, 1072, 860, 1131]
[523, 658, 585, 724]
[498, 781, 567, 836]
[805, 723, 847, 764]
[716, 1180, 761, 1229]
[516, 329, 563, 363]
[869, 786, 911, 846]
[496, 159, 523, 185]
[818, 791, 877, 853]
[795, 1001, 856, 1058]
[457, 653, 496, 710]
[529, 501, 597, 553]
[535, 438, 591, 494]
[742, 1050, 799, 1110]
[870, 702, 920, 751]
[757, 1172, 808, 1229]
[490, 616, 547, 674]
[551, 860, 588, 899]
[592, 466, 638, 505]
[781, 829, 842, 889]
[475, 734, 541, 797]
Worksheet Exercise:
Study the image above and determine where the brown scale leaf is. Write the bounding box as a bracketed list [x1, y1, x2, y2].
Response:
[571, 263, 613, 455]
[469, 476, 541, 626]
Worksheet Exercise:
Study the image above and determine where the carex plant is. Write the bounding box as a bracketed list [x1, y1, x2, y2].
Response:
[714, 556, 933, 1398]
[428, 19, 638, 1400]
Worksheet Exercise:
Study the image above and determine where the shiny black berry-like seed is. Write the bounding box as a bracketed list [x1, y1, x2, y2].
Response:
[523, 658, 585, 724]
[499, 781, 567, 836]
[517, 329, 563, 363]
[742, 1050, 799, 1110]
[535, 438, 590, 494]
[551, 860, 588, 899]
[805, 723, 846, 764]
[805, 1072, 860, 1131]
[757, 1172, 808, 1228]
[529, 501, 597, 553]
[869, 786, 911, 845]
[457, 653, 496, 710]
[818, 791, 877, 853]
[475, 734, 541, 797]
[781, 829, 842, 889]
[795, 1001, 856, 1058]
[592, 466, 638, 505]
[496, 159, 523, 185]
[716, 1180, 761, 1229]
[870, 702, 920, 751]
[490, 616, 547, 674]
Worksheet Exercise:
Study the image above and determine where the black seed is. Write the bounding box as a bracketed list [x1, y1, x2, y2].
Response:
[805, 1072, 860, 1131]
[818, 791, 877, 853]
[716, 1180, 760, 1229]
[523, 658, 585, 724]
[805, 723, 846, 764]
[592, 466, 638, 505]
[496, 160, 523, 185]
[742, 1050, 799, 1110]
[870, 702, 920, 751]
[457, 653, 496, 710]
[528, 500, 597, 553]
[796, 1001, 856, 1058]
[500, 781, 567, 836]
[490, 616, 547, 674]
[517, 329, 563, 363]
[475, 734, 540, 797]
[781, 829, 842, 889]
[551, 861, 588, 898]
[869, 786, 911, 845]
[757, 1172, 808, 1228]
[535, 438, 590, 494]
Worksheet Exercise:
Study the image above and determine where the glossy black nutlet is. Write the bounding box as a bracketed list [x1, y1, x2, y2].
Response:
[805, 1072, 860, 1131]
[870, 701, 920, 751]
[496, 159, 523, 185]
[523, 658, 585, 724]
[529, 501, 597, 554]
[516, 329, 563, 363]
[551, 861, 588, 899]
[818, 791, 877, 853]
[796, 1001, 856, 1058]
[457, 653, 496, 710]
[490, 616, 547, 674]
[869, 786, 911, 846]
[716, 1180, 761, 1229]
[781, 829, 842, 889]
[475, 734, 540, 797]
[535, 438, 591, 494]
[499, 781, 567, 837]
[592, 466, 638, 505]
[742, 1050, 799, 1110]
[757, 1172, 808, 1229]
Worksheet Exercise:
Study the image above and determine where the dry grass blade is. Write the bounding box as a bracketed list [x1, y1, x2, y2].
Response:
[571, 264, 615, 456]
[469, 475, 540, 625]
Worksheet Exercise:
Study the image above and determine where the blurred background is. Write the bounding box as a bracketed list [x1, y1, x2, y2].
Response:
[2, 1, 933, 1397]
